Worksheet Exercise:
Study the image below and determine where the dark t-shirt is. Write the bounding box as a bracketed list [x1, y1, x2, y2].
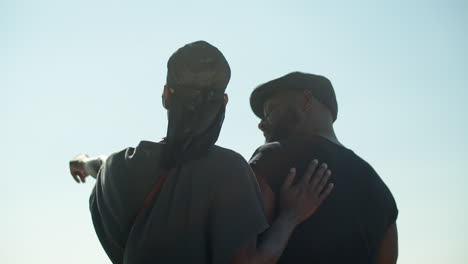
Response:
[249, 136, 398, 264]
[90, 141, 268, 264]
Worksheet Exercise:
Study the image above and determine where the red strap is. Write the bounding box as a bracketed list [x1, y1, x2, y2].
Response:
[133, 170, 170, 224]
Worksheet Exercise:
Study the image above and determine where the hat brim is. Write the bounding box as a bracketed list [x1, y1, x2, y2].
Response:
[250, 80, 287, 119]
[250, 72, 338, 121]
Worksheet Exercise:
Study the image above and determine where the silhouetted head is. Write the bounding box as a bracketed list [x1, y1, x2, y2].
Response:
[250, 72, 338, 142]
[161, 41, 231, 168]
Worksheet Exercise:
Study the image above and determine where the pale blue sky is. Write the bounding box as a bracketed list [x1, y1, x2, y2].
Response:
[3, 0, 467, 263]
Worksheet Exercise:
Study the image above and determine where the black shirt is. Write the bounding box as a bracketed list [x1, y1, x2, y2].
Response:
[249, 136, 398, 264]
[90, 141, 268, 264]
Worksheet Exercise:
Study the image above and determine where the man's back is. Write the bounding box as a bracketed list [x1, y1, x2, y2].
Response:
[250, 136, 398, 264]
[91, 141, 268, 264]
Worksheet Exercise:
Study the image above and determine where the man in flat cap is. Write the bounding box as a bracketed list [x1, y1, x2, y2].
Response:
[249, 72, 399, 264]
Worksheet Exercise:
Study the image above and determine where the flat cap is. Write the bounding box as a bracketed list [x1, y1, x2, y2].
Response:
[250, 71, 338, 121]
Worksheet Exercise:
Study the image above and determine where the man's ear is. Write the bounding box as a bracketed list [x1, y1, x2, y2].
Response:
[224, 94, 229, 105]
[162, 85, 171, 109]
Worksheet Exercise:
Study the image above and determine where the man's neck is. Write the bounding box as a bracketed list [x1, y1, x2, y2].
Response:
[314, 130, 343, 147]
[298, 125, 343, 147]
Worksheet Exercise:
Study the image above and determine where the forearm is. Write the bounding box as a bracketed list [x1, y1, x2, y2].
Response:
[252, 213, 299, 264]
[83, 155, 108, 178]
[233, 161, 331, 264]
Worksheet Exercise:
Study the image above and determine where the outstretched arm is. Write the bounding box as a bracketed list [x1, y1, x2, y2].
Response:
[230, 160, 334, 264]
[69, 154, 108, 183]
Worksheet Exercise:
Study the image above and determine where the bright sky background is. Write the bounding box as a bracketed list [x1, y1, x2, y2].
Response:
[3, 0, 467, 263]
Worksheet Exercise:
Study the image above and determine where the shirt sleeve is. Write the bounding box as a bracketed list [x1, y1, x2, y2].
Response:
[89, 148, 136, 264]
[359, 165, 399, 250]
[366, 169, 398, 227]
[209, 152, 269, 264]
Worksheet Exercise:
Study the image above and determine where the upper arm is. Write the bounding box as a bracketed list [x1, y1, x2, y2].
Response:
[252, 167, 276, 224]
[209, 152, 268, 264]
[361, 165, 399, 262]
[376, 223, 398, 264]
[249, 144, 284, 225]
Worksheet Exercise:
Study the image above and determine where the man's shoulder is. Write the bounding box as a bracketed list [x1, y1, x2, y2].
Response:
[211, 144, 243, 156]
[251, 136, 345, 157]
[209, 145, 250, 169]
[103, 140, 164, 172]
[254, 141, 283, 152]
[341, 150, 397, 208]
[135, 140, 163, 153]
[109, 142, 248, 172]
[340, 149, 380, 177]
[249, 141, 288, 162]
[249, 136, 341, 165]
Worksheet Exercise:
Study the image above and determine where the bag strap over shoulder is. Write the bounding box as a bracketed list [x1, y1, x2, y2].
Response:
[133, 170, 170, 225]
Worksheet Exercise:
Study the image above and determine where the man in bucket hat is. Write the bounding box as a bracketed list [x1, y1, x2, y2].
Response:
[249, 72, 399, 264]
